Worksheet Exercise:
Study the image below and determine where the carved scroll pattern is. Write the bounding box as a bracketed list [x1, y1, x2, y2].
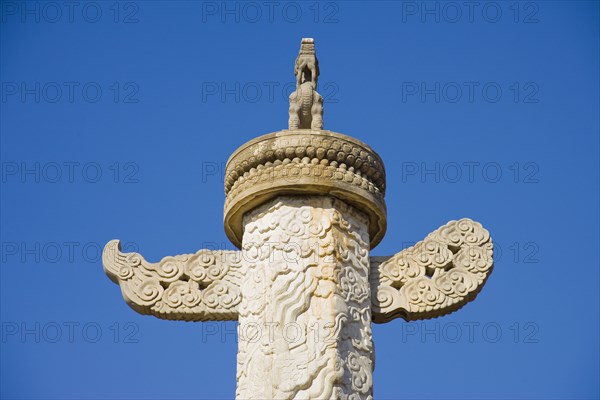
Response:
[102, 241, 243, 321]
[236, 196, 374, 400]
[370, 218, 494, 323]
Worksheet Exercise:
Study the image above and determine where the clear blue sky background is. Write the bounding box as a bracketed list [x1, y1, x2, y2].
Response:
[1, 1, 598, 399]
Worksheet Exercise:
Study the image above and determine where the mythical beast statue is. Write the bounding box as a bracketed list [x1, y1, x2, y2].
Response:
[288, 38, 324, 130]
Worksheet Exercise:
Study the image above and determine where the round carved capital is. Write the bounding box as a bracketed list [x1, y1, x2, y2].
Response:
[223, 129, 387, 249]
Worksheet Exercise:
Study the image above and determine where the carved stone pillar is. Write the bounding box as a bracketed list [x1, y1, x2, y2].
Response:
[236, 196, 372, 399]
[101, 38, 495, 400]
[224, 130, 387, 400]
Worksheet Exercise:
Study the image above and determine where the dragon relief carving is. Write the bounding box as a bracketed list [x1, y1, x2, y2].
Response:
[370, 218, 494, 323]
[102, 240, 243, 321]
[236, 196, 374, 400]
[288, 38, 324, 130]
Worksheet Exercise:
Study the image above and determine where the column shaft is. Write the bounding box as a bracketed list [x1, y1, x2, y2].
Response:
[236, 195, 374, 400]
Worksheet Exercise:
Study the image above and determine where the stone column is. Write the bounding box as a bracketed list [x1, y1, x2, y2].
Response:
[100, 38, 495, 400]
[224, 130, 387, 400]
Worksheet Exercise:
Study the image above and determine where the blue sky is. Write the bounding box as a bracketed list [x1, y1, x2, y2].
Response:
[1, 1, 598, 399]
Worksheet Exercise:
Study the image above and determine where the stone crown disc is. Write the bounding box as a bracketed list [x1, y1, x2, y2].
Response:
[223, 129, 387, 249]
